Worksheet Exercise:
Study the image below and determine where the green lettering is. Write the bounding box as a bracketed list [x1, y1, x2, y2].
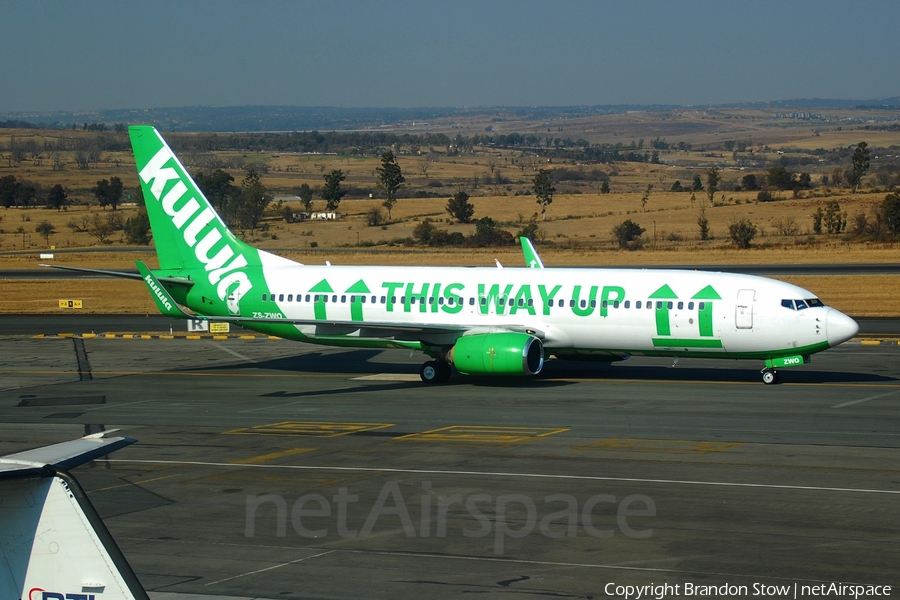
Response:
[538, 284, 562, 316]
[405, 282, 430, 313]
[600, 286, 625, 318]
[478, 283, 513, 315]
[442, 282, 464, 314]
[571, 285, 598, 317]
[381, 281, 404, 312]
[509, 285, 535, 315]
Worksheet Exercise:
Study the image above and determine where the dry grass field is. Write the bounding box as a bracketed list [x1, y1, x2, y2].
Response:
[1, 108, 898, 316]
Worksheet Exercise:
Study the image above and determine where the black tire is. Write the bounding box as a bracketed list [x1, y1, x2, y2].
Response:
[420, 361, 441, 384]
[435, 361, 452, 383]
[762, 369, 778, 385]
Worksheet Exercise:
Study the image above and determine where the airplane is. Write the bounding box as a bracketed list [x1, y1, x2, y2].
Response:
[46, 126, 859, 385]
[0, 432, 148, 600]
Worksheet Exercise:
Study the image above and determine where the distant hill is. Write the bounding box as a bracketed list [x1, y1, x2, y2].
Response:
[2, 98, 899, 132]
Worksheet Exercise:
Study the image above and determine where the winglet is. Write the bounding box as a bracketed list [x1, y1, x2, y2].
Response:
[136, 260, 191, 318]
[519, 237, 544, 269]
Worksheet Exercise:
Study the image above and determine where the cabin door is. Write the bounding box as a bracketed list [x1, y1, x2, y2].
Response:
[735, 289, 755, 329]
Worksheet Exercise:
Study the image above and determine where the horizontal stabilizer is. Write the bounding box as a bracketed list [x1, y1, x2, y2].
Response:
[40, 263, 194, 287]
[0, 432, 135, 479]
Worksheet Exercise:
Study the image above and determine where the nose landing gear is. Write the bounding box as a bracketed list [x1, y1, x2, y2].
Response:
[761, 368, 780, 385]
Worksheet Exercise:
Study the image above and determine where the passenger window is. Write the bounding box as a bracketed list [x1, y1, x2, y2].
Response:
[322, 295, 328, 303]
[480, 297, 487, 306]
[590, 300, 596, 308]
[471, 298, 476, 306]
[332, 295, 337, 303]
[614, 301, 620, 309]
[361, 296, 366, 303]
[580, 299, 586, 309]
[569, 299, 575, 307]
[667, 302, 673, 309]
[261, 294, 267, 302]
[380, 296, 386, 304]
[688, 302, 694, 310]
[647, 302, 653, 310]
[677, 301, 683, 310]
[527, 299, 533, 307]
[656, 301, 663, 310]
[287, 294, 293, 302]
[636, 301, 642, 309]
[439, 297, 444, 305]
[305, 295, 311, 302]
[698, 302, 705, 310]
[624, 301, 630, 309]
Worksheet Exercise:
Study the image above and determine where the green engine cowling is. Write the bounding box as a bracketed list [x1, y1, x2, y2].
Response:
[449, 332, 544, 376]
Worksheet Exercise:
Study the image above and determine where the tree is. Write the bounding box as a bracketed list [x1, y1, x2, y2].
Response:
[741, 173, 760, 191]
[728, 218, 757, 249]
[812, 207, 824, 234]
[107, 176, 124, 210]
[705, 167, 720, 206]
[880, 192, 900, 236]
[823, 200, 846, 234]
[0, 175, 19, 208]
[612, 219, 645, 250]
[297, 183, 313, 212]
[670, 180, 683, 192]
[470, 216, 514, 247]
[413, 218, 438, 244]
[446, 190, 474, 223]
[236, 169, 272, 236]
[640, 184, 653, 211]
[376, 151, 405, 220]
[35, 220, 55, 245]
[533, 169, 556, 221]
[321, 169, 346, 212]
[830, 167, 844, 187]
[195, 169, 236, 215]
[600, 179, 610, 194]
[47, 184, 68, 211]
[87, 213, 116, 243]
[17, 182, 38, 208]
[124, 209, 152, 245]
[691, 174, 704, 192]
[93, 179, 110, 209]
[766, 165, 793, 190]
[697, 207, 710, 240]
[850, 141, 870, 193]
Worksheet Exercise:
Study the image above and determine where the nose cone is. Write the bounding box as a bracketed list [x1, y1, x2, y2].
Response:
[826, 309, 859, 346]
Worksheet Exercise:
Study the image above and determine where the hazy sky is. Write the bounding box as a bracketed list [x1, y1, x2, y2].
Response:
[2, 0, 899, 112]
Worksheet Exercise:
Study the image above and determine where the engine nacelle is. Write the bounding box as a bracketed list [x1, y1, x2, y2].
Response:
[448, 332, 544, 376]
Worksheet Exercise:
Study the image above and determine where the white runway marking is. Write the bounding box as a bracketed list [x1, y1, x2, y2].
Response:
[107, 459, 900, 495]
[352, 373, 421, 381]
[204, 550, 335, 586]
[209, 341, 258, 363]
[832, 388, 900, 408]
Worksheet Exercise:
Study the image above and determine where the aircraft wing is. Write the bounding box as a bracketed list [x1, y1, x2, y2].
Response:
[40, 263, 194, 288]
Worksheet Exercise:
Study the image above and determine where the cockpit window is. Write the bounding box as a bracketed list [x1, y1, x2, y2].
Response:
[781, 298, 825, 310]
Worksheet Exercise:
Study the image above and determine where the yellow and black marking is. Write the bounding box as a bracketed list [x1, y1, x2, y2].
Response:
[577, 438, 743, 454]
[397, 425, 569, 444]
[224, 421, 395, 438]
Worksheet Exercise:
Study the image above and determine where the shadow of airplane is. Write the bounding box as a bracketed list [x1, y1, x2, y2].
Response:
[171, 348, 897, 387]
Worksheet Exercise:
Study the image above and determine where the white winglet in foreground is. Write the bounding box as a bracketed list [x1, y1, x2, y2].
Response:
[0, 433, 147, 600]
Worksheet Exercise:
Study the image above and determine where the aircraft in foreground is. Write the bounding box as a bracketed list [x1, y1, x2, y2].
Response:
[0, 432, 147, 600]
[48, 126, 858, 384]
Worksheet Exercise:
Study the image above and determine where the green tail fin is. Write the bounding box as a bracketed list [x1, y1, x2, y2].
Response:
[129, 125, 261, 316]
[129, 125, 256, 272]
[136, 261, 190, 318]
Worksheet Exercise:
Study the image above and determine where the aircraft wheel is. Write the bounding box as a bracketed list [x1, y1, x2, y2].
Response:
[435, 361, 452, 382]
[420, 361, 442, 384]
[761, 369, 779, 385]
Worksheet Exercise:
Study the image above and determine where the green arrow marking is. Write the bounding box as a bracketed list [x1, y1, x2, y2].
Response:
[649, 284, 678, 336]
[691, 285, 720, 337]
[346, 279, 371, 322]
[649, 284, 678, 299]
[310, 279, 334, 320]
[691, 285, 722, 300]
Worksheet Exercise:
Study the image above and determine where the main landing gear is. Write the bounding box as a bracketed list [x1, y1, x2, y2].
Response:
[420, 360, 452, 384]
[761, 368, 780, 385]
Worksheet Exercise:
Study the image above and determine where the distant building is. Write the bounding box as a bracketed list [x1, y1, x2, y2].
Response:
[293, 211, 340, 221]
